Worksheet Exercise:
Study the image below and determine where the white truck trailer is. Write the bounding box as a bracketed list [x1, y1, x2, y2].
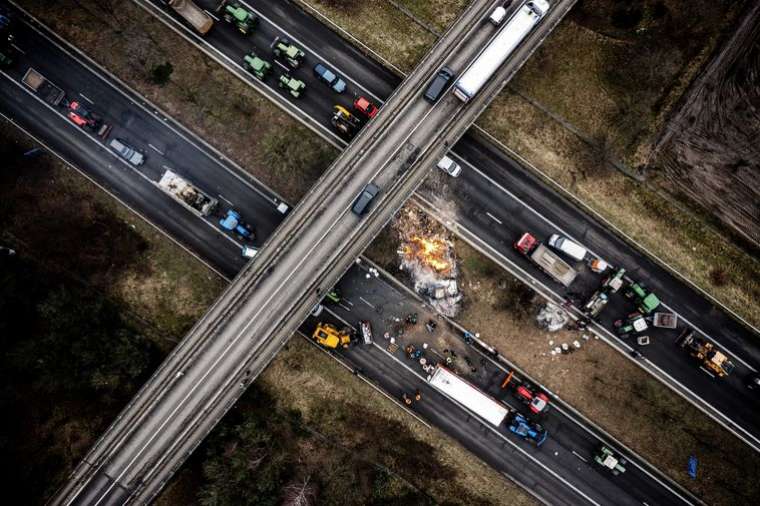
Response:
[158, 170, 218, 216]
[428, 365, 509, 427]
[453, 0, 549, 102]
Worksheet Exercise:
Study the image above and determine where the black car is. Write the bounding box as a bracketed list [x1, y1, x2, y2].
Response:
[424, 66, 455, 102]
[352, 183, 380, 216]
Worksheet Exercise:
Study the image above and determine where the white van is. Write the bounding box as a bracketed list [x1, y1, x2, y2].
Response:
[547, 234, 587, 261]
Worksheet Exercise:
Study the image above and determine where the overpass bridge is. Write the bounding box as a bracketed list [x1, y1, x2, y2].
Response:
[50, 1, 577, 504]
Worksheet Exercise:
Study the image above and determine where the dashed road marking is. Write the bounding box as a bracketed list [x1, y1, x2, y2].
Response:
[486, 211, 502, 224]
[359, 297, 375, 309]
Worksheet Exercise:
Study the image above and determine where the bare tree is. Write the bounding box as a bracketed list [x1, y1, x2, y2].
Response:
[281, 476, 318, 506]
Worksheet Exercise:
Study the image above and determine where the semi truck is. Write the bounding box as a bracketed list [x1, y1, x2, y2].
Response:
[428, 365, 509, 427]
[168, 0, 214, 35]
[514, 232, 578, 287]
[453, 0, 549, 102]
[158, 170, 218, 216]
[22, 68, 112, 137]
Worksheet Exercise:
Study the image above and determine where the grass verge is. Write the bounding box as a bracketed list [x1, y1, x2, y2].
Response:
[365, 205, 760, 506]
[295, 0, 760, 328]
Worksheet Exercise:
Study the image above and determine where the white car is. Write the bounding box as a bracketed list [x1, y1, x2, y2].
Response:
[242, 245, 258, 258]
[437, 155, 462, 177]
[547, 234, 587, 261]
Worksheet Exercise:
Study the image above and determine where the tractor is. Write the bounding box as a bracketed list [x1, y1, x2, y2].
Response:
[508, 413, 547, 446]
[677, 330, 735, 378]
[243, 52, 272, 81]
[624, 281, 660, 315]
[219, 1, 257, 35]
[271, 36, 305, 69]
[219, 209, 254, 240]
[613, 312, 648, 339]
[278, 74, 305, 98]
[594, 446, 627, 475]
[331, 105, 361, 138]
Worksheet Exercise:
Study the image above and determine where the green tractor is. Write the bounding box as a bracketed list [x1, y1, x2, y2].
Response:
[271, 36, 305, 69]
[624, 281, 660, 315]
[243, 52, 272, 81]
[594, 446, 627, 476]
[219, 1, 257, 35]
[278, 74, 305, 98]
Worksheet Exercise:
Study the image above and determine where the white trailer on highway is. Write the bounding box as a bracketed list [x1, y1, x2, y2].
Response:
[158, 169, 218, 216]
[453, 0, 549, 102]
[428, 365, 509, 427]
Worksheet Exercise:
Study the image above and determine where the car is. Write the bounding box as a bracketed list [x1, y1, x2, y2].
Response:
[594, 446, 627, 475]
[508, 413, 547, 446]
[424, 66, 455, 102]
[352, 183, 380, 216]
[547, 234, 588, 261]
[313, 63, 346, 93]
[436, 155, 462, 177]
[746, 372, 760, 391]
[310, 303, 323, 317]
[325, 288, 341, 304]
[358, 320, 373, 345]
[515, 384, 549, 414]
[109, 138, 145, 166]
[241, 245, 258, 258]
[353, 96, 378, 119]
[489, 6, 507, 25]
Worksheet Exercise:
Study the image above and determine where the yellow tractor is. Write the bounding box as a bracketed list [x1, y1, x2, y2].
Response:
[312, 323, 351, 349]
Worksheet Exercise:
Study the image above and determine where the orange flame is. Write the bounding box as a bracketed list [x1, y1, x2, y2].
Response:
[402, 235, 451, 273]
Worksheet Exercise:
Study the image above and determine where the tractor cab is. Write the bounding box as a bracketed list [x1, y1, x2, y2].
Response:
[243, 53, 272, 80]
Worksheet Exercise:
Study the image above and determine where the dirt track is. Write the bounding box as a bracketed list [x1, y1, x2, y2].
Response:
[652, 1, 760, 246]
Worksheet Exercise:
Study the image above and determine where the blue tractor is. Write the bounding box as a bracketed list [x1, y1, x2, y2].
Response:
[219, 209, 254, 240]
[509, 413, 548, 447]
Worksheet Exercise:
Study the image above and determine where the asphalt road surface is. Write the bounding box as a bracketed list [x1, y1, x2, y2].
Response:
[135, 0, 760, 450]
[0, 4, 697, 505]
[49, 0, 568, 502]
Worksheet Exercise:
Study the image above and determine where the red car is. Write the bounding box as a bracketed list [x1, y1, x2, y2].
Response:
[353, 96, 378, 119]
[516, 384, 549, 414]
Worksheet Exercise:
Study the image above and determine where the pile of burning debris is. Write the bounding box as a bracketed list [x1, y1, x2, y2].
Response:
[395, 207, 462, 316]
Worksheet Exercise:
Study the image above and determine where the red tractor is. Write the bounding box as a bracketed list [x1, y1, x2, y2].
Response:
[66, 100, 111, 138]
[516, 384, 549, 415]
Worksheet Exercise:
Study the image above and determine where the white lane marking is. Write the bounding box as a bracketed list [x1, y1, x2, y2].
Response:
[204, 10, 220, 22]
[371, 341, 601, 506]
[347, 255, 699, 505]
[416, 194, 760, 455]
[13, 4, 288, 208]
[338, 303, 352, 312]
[0, 72, 243, 253]
[0, 112, 229, 282]
[359, 297, 375, 309]
[10, 43, 25, 54]
[344, 298, 354, 306]
[161, 164, 174, 172]
[451, 153, 757, 372]
[148, 143, 164, 155]
[572, 451, 588, 463]
[486, 211, 502, 224]
[78, 92, 94, 104]
[237, 0, 385, 103]
[218, 194, 234, 206]
[474, 125, 760, 338]
[274, 60, 291, 72]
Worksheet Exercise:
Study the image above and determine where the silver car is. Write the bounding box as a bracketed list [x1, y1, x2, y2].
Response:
[109, 138, 145, 166]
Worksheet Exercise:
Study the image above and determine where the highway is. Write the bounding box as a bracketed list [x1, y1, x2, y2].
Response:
[133, 0, 760, 451]
[47, 0, 580, 502]
[0, 4, 697, 504]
